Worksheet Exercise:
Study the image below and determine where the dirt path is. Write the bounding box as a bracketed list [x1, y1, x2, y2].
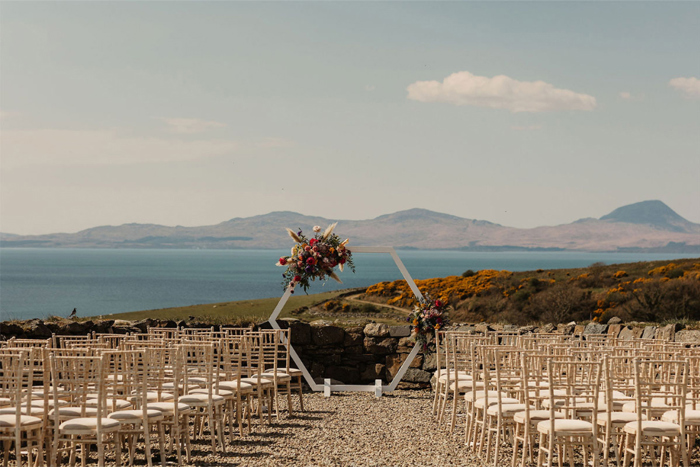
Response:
[344, 293, 410, 314]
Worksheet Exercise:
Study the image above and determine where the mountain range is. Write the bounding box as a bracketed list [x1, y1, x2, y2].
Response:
[1, 200, 699, 252]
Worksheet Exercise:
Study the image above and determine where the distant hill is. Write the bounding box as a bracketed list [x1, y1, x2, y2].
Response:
[1, 200, 699, 252]
[600, 200, 697, 233]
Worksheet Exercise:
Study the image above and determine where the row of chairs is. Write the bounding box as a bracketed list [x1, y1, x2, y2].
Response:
[0, 327, 305, 466]
[432, 331, 700, 467]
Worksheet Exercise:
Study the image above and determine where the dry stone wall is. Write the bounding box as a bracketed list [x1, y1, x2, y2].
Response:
[4, 317, 700, 388]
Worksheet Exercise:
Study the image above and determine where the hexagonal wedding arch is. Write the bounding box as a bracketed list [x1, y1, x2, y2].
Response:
[267, 246, 423, 397]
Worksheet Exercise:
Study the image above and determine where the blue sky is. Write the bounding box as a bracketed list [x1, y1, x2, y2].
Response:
[1, 2, 698, 235]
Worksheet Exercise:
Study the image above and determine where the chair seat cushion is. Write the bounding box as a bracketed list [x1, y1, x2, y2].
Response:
[465, 391, 505, 403]
[146, 402, 192, 414]
[186, 376, 208, 385]
[217, 381, 254, 393]
[449, 380, 484, 392]
[438, 371, 472, 383]
[0, 406, 45, 416]
[240, 377, 274, 387]
[0, 414, 43, 428]
[162, 382, 194, 391]
[190, 388, 234, 397]
[661, 409, 700, 424]
[537, 419, 593, 435]
[47, 406, 98, 418]
[542, 395, 585, 409]
[623, 420, 681, 436]
[129, 391, 174, 403]
[87, 398, 132, 410]
[179, 394, 225, 405]
[108, 409, 164, 421]
[622, 399, 669, 413]
[59, 417, 121, 432]
[0, 397, 12, 407]
[597, 411, 644, 424]
[475, 397, 520, 409]
[487, 403, 529, 416]
[281, 368, 303, 377]
[261, 372, 292, 382]
[514, 410, 565, 424]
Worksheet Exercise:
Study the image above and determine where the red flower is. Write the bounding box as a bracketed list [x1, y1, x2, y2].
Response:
[309, 238, 318, 246]
[279, 257, 287, 265]
[306, 257, 317, 265]
[435, 299, 442, 307]
[293, 275, 302, 282]
[339, 258, 346, 264]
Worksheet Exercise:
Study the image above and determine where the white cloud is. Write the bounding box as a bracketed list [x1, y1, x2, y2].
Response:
[0, 128, 238, 168]
[669, 77, 700, 99]
[407, 71, 597, 113]
[159, 117, 226, 134]
[511, 125, 543, 131]
[619, 92, 632, 100]
[365, 84, 376, 91]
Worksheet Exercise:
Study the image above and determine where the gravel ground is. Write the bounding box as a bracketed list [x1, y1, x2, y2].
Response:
[89, 390, 700, 466]
[99, 389, 499, 466]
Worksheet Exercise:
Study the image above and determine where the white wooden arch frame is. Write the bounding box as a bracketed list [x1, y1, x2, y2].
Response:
[267, 246, 423, 397]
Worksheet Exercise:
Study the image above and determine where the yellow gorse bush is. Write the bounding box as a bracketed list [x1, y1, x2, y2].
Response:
[366, 269, 512, 308]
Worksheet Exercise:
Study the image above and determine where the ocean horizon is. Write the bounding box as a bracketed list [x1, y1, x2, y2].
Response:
[0, 248, 697, 321]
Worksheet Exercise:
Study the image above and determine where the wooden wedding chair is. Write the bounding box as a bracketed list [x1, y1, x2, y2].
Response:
[482, 347, 526, 466]
[144, 346, 191, 465]
[622, 358, 689, 467]
[240, 333, 274, 425]
[444, 334, 485, 434]
[273, 328, 306, 414]
[176, 343, 226, 453]
[511, 352, 564, 467]
[0, 349, 44, 467]
[217, 337, 254, 438]
[537, 358, 602, 467]
[596, 355, 639, 467]
[260, 330, 293, 420]
[103, 350, 166, 467]
[49, 353, 121, 467]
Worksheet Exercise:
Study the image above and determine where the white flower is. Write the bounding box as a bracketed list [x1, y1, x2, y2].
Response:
[313, 225, 322, 232]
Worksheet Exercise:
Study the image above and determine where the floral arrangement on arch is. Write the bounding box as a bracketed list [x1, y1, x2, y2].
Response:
[276, 223, 355, 293]
[408, 295, 449, 350]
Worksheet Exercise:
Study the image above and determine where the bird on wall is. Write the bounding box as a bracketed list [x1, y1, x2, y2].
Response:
[68, 308, 77, 319]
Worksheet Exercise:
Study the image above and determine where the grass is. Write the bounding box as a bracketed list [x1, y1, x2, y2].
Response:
[103, 288, 411, 327]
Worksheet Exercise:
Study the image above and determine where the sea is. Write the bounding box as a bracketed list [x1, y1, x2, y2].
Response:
[0, 248, 697, 321]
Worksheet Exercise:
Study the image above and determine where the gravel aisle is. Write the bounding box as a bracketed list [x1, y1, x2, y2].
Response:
[175, 390, 498, 467]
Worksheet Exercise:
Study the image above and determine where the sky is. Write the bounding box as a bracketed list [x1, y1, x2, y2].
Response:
[1, 2, 698, 235]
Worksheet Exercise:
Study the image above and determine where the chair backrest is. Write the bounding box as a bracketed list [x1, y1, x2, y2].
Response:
[178, 342, 215, 397]
[221, 326, 253, 338]
[96, 334, 128, 349]
[55, 334, 92, 349]
[544, 358, 602, 429]
[147, 327, 180, 342]
[4, 338, 51, 349]
[49, 354, 106, 425]
[0, 349, 33, 422]
[632, 358, 688, 435]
